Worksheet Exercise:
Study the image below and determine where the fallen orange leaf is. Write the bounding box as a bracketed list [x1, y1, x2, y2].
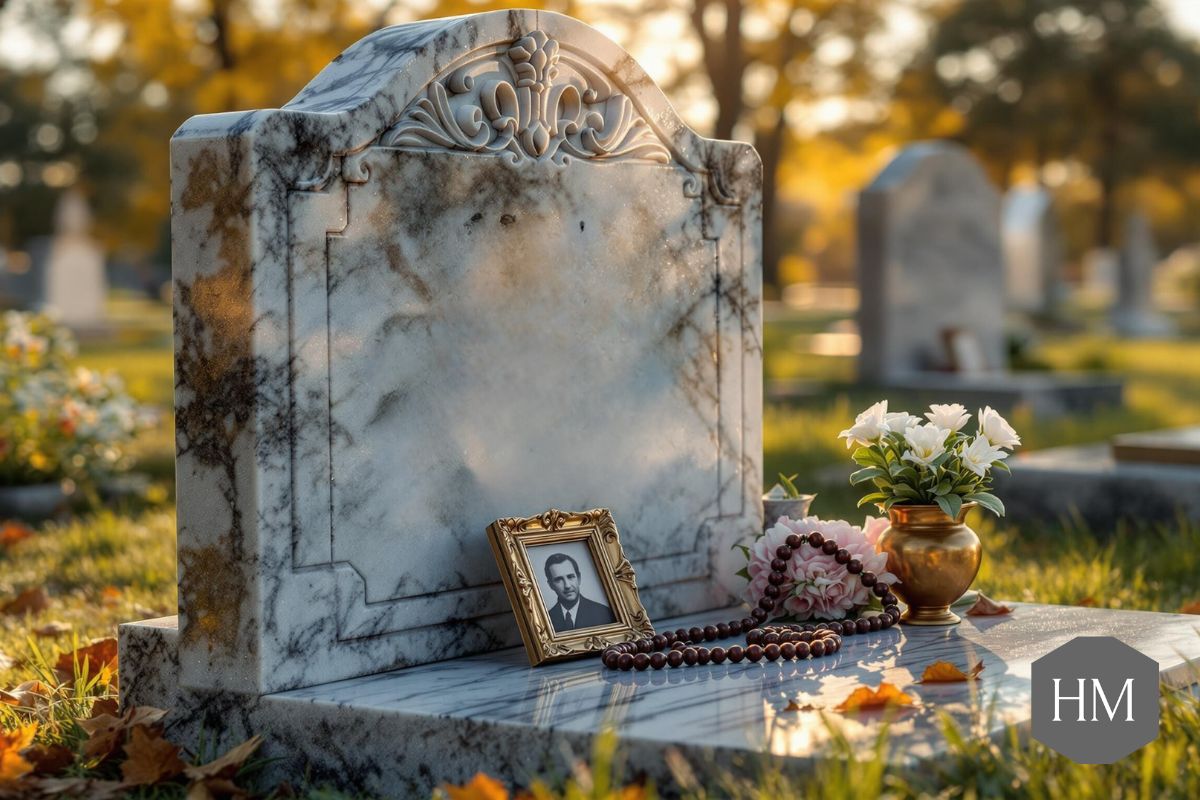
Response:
[1076, 596, 1096, 608]
[834, 682, 915, 713]
[442, 772, 509, 800]
[2, 587, 49, 615]
[55, 637, 118, 685]
[21, 742, 74, 776]
[33, 621, 72, 637]
[0, 722, 37, 784]
[120, 726, 186, 786]
[79, 706, 168, 761]
[918, 660, 985, 683]
[90, 698, 119, 719]
[1180, 600, 1200, 615]
[100, 586, 122, 606]
[184, 734, 262, 782]
[966, 593, 1012, 616]
[0, 521, 33, 548]
[0, 681, 53, 710]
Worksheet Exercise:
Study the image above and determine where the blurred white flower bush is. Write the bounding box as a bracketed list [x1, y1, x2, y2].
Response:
[1, 311, 152, 488]
[839, 400, 1021, 518]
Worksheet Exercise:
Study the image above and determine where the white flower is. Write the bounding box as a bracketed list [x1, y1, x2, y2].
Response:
[925, 403, 970, 432]
[960, 435, 1008, 477]
[901, 424, 951, 469]
[978, 406, 1021, 449]
[838, 400, 888, 448]
[884, 410, 922, 433]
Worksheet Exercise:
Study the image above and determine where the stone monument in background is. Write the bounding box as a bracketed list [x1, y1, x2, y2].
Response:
[41, 189, 108, 328]
[1111, 211, 1175, 337]
[1003, 186, 1066, 318]
[856, 141, 1121, 415]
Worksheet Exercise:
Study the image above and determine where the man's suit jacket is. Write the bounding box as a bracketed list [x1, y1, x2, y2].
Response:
[549, 595, 615, 632]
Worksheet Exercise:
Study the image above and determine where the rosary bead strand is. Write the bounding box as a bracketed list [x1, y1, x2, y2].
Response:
[602, 529, 901, 671]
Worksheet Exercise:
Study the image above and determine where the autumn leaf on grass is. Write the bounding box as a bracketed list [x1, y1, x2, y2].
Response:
[966, 593, 1012, 616]
[89, 698, 119, 719]
[0, 723, 37, 785]
[54, 637, 118, 686]
[1, 587, 48, 615]
[441, 772, 509, 800]
[834, 682, 915, 714]
[918, 660, 985, 683]
[21, 742, 74, 776]
[0, 521, 32, 549]
[0, 681, 53, 710]
[79, 706, 168, 761]
[33, 621, 72, 637]
[120, 726, 186, 786]
[100, 586, 121, 607]
[184, 734, 263, 799]
[29, 777, 123, 799]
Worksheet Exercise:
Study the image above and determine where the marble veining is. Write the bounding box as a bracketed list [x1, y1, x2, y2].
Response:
[119, 603, 1200, 796]
[162, 9, 762, 695]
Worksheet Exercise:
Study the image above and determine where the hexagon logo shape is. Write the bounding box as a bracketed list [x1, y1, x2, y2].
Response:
[1031, 636, 1160, 764]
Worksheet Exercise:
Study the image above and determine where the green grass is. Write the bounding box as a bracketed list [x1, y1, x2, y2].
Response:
[4, 305, 1200, 797]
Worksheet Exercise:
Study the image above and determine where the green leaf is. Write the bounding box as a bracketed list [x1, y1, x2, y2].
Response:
[967, 492, 1006, 517]
[991, 460, 1012, 474]
[893, 466, 920, 483]
[872, 476, 893, 490]
[930, 451, 953, 469]
[856, 492, 888, 508]
[883, 496, 905, 510]
[731, 543, 750, 558]
[935, 493, 956, 519]
[893, 483, 920, 499]
[735, 566, 750, 580]
[933, 480, 952, 496]
[850, 466, 888, 485]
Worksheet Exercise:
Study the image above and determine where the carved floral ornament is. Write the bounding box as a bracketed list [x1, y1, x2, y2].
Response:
[383, 31, 673, 166]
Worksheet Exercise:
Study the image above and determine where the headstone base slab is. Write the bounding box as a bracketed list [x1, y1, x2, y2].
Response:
[120, 603, 1200, 796]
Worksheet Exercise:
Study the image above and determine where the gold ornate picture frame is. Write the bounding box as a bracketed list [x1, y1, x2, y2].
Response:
[487, 508, 654, 666]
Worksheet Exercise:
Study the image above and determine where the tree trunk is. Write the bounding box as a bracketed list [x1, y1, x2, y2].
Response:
[757, 115, 788, 294]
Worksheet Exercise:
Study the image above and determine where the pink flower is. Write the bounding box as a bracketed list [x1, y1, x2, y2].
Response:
[742, 515, 897, 622]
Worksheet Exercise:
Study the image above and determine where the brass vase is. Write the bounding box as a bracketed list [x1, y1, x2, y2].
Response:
[877, 503, 982, 626]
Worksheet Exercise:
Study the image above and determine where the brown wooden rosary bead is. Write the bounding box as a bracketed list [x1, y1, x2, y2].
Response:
[742, 616, 758, 629]
[696, 648, 711, 665]
[764, 584, 781, 599]
[775, 544, 793, 560]
[882, 593, 898, 607]
[727, 645, 744, 663]
[603, 651, 620, 669]
[780, 642, 796, 659]
[846, 559, 863, 574]
[675, 628, 689, 641]
[763, 632, 780, 645]
[872, 583, 889, 597]
[806, 531, 824, 547]
[763, 643, 781, 661]
[710, 646, 726, 664]
[770, 558, 788, 572]
[745, 644, 764, 662]
[667, 650, 684, 668]
[617, 653, 634, 670]
[688, 626, 704, 642]
[860, 571, 877, 587]
[834, 548, 851, 564]
[728, 619, 743, 634]
[635, 639, 651, 653]
[757, 597, 776, 611]
[633, 653, 650, 671]
[794, 641, 810, 658]
[768, 571, 786, 586]
[649, 652, 667, 670]
[784, 532, 804, 548]
[704, 625, 719, 641]
[746, 629, 763, 645]
[809, 640, 825, 657]
[751, 607, 768, 621]
[682, 648, 699, 666]
[653, 634, 669, 648]
[821, 540, 839, 555]
[717, 622, 731, 637]
[868, 616, 881, 631]
[855, 618, 870, 634]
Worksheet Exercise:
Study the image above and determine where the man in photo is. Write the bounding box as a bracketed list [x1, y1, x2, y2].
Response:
[544, 552, 615, 632]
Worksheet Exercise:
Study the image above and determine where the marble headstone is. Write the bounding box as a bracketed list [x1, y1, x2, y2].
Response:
[166, 10, 762, 696]
[1002, 186, 1065, 316]
[856, 142, 1005, 381]
[42, 190, 108, 327]
[1112, 212, 1175, 337]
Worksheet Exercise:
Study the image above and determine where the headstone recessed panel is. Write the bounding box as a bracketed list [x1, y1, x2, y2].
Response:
[169, 10, 762, 694]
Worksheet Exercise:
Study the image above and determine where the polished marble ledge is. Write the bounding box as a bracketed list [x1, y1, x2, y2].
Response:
[271, 602, 1200, 764]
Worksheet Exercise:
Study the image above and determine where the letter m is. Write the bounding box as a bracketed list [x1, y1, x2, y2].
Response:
[1091, 678, 1135, 722]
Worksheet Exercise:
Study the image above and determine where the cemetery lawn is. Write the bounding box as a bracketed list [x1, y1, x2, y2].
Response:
[3, 312, 1200, 797]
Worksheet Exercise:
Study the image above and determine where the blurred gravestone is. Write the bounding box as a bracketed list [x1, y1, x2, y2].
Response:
[1111, 212, 1175, 337]
[1003, 187, 1066, 318]
[36, 190, 108, 328]
[857, 141, 1005, 379]
[854, 141, 1122, 415]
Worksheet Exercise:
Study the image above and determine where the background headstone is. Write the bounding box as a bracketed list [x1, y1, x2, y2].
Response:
[165, 11, 762, 696]
[1003, 186, 1066, 317]
[41, 190, 108, 328]
[857, 141, 1005, 381]
[1112, 211, 1175, 337]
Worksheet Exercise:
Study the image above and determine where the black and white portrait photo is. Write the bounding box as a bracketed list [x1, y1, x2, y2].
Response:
[529, 541, 616, 633]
